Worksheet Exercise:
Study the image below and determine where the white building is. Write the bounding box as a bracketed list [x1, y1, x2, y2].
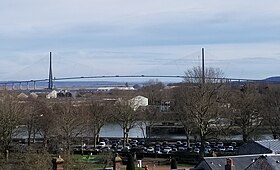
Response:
[46, 90, 58, 99]
[129, 95, 148, 110]
[97, 86, 135, 92]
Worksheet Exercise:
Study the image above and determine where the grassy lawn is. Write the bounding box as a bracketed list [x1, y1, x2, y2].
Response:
[70, 154, 111, 169]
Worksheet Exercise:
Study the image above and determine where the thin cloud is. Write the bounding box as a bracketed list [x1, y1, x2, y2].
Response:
[1, 1, 280, 80]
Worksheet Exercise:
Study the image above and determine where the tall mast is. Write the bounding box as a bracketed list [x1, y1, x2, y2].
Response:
[48, 52, 53, 89]
[202, 48, 205, 84]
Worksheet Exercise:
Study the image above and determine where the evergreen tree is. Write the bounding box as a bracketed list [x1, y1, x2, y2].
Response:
[126, 154, 135, 170]
[171, 158, 177, 169]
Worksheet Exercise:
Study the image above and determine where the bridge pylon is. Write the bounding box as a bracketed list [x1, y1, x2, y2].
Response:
[48, 52, 53, 90]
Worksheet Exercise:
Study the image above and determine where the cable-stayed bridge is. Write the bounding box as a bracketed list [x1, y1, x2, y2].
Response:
[0, 51, 274, 91]
[0, 75, 184, 90]
[0, 74, 271, 91]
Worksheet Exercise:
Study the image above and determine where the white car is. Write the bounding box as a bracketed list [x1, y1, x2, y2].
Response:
[116, 146, 123, 152]
[155, 148, 162, 154]
[98, 142, 106, 148]
[163, 146, 172, 154]
[226, 146, 234, 152]
[147, 147, 155, 153]
[193, 148, 200, 154]
[218, 146, 226, 152]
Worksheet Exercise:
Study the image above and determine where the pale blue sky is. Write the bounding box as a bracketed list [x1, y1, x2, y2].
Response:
[1, 0, 280, 81]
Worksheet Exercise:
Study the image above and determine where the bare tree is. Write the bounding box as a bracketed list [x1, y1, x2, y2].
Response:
[173, 84, 195, 148]
[35, 99, 54, 149]
[229, 83, 263, 143]
[260, 85, 280, 139]
[184, 66, 224, 84]
[180, 66, 226, 156]
[112, 97, 139, 146]
[52, 99, 86, 155]
[84, 100, 108, 148]
[137, 105, 161, 140]
[23, 99, 46, 147]
[141, 80, 165, 105]
[0, 91, 23, 158]
[20, 151, 52, 170]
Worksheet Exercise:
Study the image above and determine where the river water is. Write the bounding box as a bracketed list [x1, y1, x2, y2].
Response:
[101, 124, 275, 140]
[13, 123, 274, 141]
[100, 123, 145, 138]
[12, 123, 146, 139]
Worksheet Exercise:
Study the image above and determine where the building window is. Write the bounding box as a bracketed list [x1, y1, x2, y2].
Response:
[160, 101, 170, 112]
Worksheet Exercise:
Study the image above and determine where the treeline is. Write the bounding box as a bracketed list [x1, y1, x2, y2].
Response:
[0, 67, 280, 159]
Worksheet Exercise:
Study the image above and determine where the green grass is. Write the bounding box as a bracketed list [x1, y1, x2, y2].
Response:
[75, 155, 97, 161]
[65, 154, 112, 170]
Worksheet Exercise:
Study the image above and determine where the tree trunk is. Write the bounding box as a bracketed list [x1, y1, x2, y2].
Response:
[148, 126, 152, 139]
[97, 134, 100, 145]
[199, 130, 205, 158]
[184, 128, 191, 148]
[27, 120, 32, 147]
[43, 133, 48, 149]
[242, 128, 248, 143]
[186, 134, 191, 148]
[125, 129, 129, 144]
[93, 134, 97, 148]
[32, 127, 36, 143]
[271, 129, 278, 139]
[139, 122, 146, 139]
[123, 128, 126, 147]
[66, 135, 71, 156]
[5, 149, 9, 162]
[96, 128, 101, 144]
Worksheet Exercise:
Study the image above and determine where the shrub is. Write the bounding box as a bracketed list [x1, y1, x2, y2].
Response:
[126, 154, 135, 170]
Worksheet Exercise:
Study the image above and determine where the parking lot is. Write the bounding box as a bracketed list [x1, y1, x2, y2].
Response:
[71, 138, 240, 158]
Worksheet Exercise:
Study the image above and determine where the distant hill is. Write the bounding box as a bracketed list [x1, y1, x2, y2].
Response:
[264, 76, 280, 82]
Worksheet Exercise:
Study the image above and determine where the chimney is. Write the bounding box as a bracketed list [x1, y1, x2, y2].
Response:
[225, 158, 235, 170]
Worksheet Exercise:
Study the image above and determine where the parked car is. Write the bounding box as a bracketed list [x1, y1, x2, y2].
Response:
[231, 141, 237, 147]
[85, 145, 95, 151]
[116, 146, 123, 152]
[163, 141, 168, 145]
[139, 140, 145, 145]
[217, 142, 224, 147]
[210, 142, 216, 147]
[176, 141, 182, 146]
[205, 146, 212, 153]
[125, 143, 131, 150]
[132, 139, 138, 144]
[122, 146, 130, 152]
[155, 148, 162, 154]
[196, 142, 201, 148]
[218, 146, 226, 152]
[101, 146, 111, 152]
[226, 146, 234, 152]
[147, 147, 155, 153]
[98, 142, 106, 148]
[101, 138, 110, 144]
[193, 148, 200, 154]
[139, 146, 147, 153]
[131, 143, 138, 148]
[172, 148, 178, 153]
[178, 146, 185, 151]
[163, 146, 172, 154]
